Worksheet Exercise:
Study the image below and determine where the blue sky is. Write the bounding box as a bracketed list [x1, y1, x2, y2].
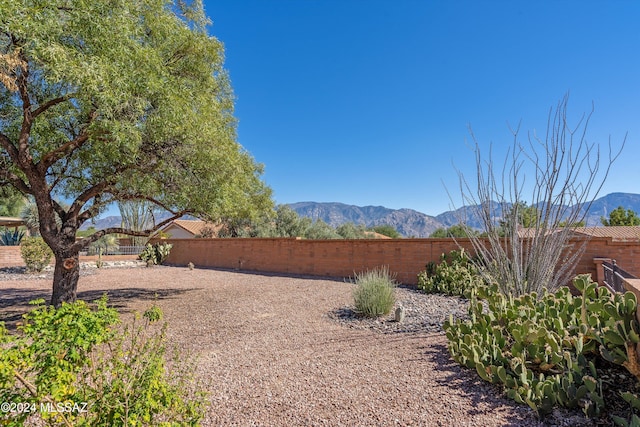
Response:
[200, 0, 640, 216]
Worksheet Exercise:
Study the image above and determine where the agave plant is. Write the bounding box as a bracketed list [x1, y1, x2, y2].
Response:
[0, 228, 25, 245]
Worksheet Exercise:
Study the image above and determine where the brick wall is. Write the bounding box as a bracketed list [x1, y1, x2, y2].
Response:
[156, 237, 478, 284]
[0, 247, 139, 268]
[0, 246, 23, 267]
[3, 236, 637, 283]
[578, 237, 640, 278]
[158, 236, 640, 285]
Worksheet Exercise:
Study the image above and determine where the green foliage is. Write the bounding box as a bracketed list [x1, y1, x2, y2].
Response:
[20, 237, 53, 272]
[76, 226, 98, 238]
[19, 200, 40, 237]
[500, 202, 541, 229]
[88, 234, 119, 256]
[303, 219, 341, 240]
[601, 206, 640, 226]
[558, 220, 586, 227]
[139, 243, 173, 266]
[217, 206, 403, 240]
[417, 249, 484, 297]
[0, 296, 207, 426]
[370, 224, 401, 238]
[271, 205, 311, 237]
[444, 274, 640, 421]
[352, 266, 396, 318]
[429, 224, 477, 238]
[0, 187, 25, 217]
[194, 225, 217, 238]
[1, 0, 274, 305]
[336, 222, 369, 239]
[613, 392, 640, 426]
[0, 228, 25, 245]
[219, 206, 399, 240]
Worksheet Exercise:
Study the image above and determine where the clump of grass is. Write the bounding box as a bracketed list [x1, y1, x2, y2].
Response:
[352, 266, 396, 318]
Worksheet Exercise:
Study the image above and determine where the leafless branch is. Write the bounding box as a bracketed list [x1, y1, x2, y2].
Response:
[455, 95, 626, 295]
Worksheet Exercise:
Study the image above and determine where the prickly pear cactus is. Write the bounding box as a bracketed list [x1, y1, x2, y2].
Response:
[444, 274, 640, 419]
[417, 249, 484, 297]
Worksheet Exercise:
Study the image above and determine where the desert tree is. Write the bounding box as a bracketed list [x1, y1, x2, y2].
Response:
[0, 186, 25, 217]
[601, 206, 640, 226]
[429, 224, 477, 238]
[370, 224, 401, 239]
[0, 0, 273, 306]
[455, 95, 624, 296]
[269, 205, 310, 238]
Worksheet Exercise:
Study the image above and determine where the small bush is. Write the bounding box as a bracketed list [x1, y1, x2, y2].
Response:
[0, 296, 207, 426]
[20, 236, 53, 272]
[352, 266, 396, 318]
[417, 249, 484, 297]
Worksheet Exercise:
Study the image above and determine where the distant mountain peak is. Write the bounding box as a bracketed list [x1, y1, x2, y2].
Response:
[82, 193, 640, 236]
[288, 193, 640, 236]
[287, 202, 441, 237]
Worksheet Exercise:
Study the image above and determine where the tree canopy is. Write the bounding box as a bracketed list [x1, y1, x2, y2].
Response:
[371, 224, 401, 239]
[429, 224, 477, 238]
[0, 0, 272, 305]
[601, 206, 640, 226]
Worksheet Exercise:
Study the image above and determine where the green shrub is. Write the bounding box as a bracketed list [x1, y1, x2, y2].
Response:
[417, 249, 484, 297]
[444, 274, 640, 421]
[20, 236, 53, 272]
[139, 242, 173, 266]
[352, 266, 396, 318]
[0, 296, 207, 426]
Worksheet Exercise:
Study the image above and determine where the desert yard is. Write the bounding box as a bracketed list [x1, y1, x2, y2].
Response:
[1, 266, 569, 426]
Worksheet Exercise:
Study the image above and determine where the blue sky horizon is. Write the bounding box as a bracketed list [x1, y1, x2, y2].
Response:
[120, 1, 640, 218]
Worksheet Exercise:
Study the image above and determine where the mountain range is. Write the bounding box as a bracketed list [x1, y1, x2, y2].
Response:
[83, 192, 640, 238]
[289, 193, 640, 237]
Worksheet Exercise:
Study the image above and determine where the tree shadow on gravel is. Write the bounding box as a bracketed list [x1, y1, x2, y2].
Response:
[423, 342, 545, 427]
[0, 287, 199, 331]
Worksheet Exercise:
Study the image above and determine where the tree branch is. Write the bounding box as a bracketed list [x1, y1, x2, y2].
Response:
[38, 110, 97, 170]
[0, 131, 20, 164]
[68, 181, 115, 220]
[31, 95, 69, 119]
[15, 50, 33, 167]
[71, 210, 190, 252]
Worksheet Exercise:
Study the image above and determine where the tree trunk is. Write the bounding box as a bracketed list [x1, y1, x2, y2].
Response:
[50, 250, 80, 307]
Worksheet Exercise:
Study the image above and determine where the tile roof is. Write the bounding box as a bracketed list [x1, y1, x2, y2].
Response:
[571, 226, 640, 241]
[161, 220, 220, 237]
[516, 226, 640, 241]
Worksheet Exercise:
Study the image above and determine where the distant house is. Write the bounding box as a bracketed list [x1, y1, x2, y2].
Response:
[571, 226, 640, 241]
[517, 226, 640, 241]
[157, 219, 220, 239]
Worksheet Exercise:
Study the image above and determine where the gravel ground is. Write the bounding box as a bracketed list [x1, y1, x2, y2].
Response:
[0, 266, 596, 426]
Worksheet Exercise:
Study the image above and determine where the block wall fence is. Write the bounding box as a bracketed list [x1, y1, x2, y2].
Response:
[155, 236, 640, 285]
[1, 236, 638, 284]
[0, 246, 22, 267]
